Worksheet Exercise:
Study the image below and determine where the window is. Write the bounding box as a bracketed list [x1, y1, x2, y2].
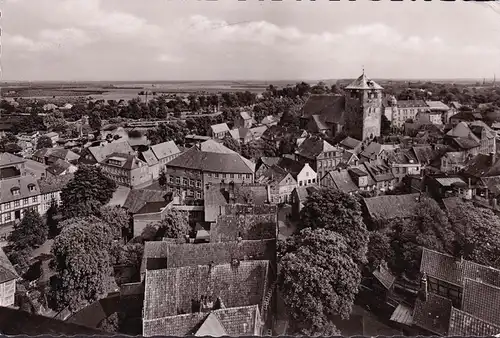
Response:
[246, 174, 251, 179]
[196, 192, 201, 199]
[299, 181, 303, 186]
[222, 173, 226, 178]
[170, 177, 174, 183]
[189, 179, 194, 187]
[4, 203, 10, 210]
[14, 200, 20, 207]
[32, 196, 38, 203]
[4, 214, 11, 222]
[306, 171, 309, 177]
[196, 180, 201, 188]
[308, 179, 311, 184]
[175, 177, 180, 184]
[183, 178, 188, 186]
[215, 173, 219, 178]
[12, 189, 20, 196]
[238, 174, 242, 179]
[28, 184, 36, 192]
[208, 172, 212, 177]
[230, 173, 234, 178]
[312, 178, 316, 183]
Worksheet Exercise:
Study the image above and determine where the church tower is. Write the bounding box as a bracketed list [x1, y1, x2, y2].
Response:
[343, 72, 384, 141]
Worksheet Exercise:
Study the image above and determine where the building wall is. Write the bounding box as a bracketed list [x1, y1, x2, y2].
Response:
[0, 196, 41, 226]
[130, 166, 153, 188]
[316, 150, 343, 179]
[0, 280, 16, 307]
[344, 89, 383, 141]
[391, 164, 422, 182]
[296, 164, 317, 187]
[149, 163, 160, 181]
[133, 212, 162, 237]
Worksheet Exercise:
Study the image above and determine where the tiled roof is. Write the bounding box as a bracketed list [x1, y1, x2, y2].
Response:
[462, 278, 500, 325]
[151, 140, 181, 161]
[136, 201, 169, 215]
[0, 247, 18, 283]
[396, 100, 428, 108]
[0, 152, 25, 167]
[0, 176, 40, 204]
[276, 157, 304, 177]
[46, 159, 72, 176]
[141, 239, 276, 275]
[258, 157, 280, 169]
[229, 128, 251, 141]
[88, 141, 134, 163]
[420, 248, 500, 288]
[385, 148, 418, 165]
[211, 123, 230, 134]
[140, 149, 159, 166]
[240, 111, 252, 120]
[363, 161, 395, 182]
[256, 165, 288, 185]
[452, 137, 480, 150]
[434, 177, 466, 187]
[143, 305, 259, 337]
[464, 153, 500, 177]
[325, 169, 358, 193]
[211, 205, 277, 242]
[450, 111, 477, 122]
[249, 125, 268, 139]
[295, 136, 337, 159]
[260, 115, 279, 126]
[446, 122, 479, 140]
[372, 264, 396, 290]
[103, 152, 146, 170]
[0, 306, 106, 335]
[300, 95, 346, 125]
[143, 261, 269, 320]
[345, 73, 383, 90]
[195, 312, 227, 336]
[363, 193, 420, 220]
[310, 115, 329, 131]
[448, 307, 500, 336]
[481, 176, 500, 196]
[412, 146, 439, 164]
[413, 293, 452, 335]
[37, 172, 74, 194]
[425, 101, 450, 111]
[66, 294, 121, 328]
[122, 189, 167, 214]
[339, 136, 362, 150]
[168, 143, 255, 174]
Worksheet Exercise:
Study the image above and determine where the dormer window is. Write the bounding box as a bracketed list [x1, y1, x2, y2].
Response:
[28, 184, 36, 192]
[11, 187, 20, 196]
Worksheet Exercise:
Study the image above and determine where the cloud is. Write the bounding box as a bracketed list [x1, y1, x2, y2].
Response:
[4, 28, 93, 53]
[157, 54, 183, 63]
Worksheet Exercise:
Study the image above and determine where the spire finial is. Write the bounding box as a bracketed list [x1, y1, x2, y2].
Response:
[362, 65, 365, 76]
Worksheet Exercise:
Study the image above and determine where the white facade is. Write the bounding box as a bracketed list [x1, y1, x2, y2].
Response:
[296, 163, 317, 187]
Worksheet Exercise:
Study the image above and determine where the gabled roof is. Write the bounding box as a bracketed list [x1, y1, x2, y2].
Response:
[420, 248, 500, 288]
[195, 312, 227, 336]
[210, 123, 230, 134]
[141, 239, 276, 275]
[294, 185, 319, 202]
[168, 142, 255, 174]
[372, 263, 396, 290]
[0, 176, 40, 204]
[345, 73, 383, 90]
[385, 148, 418, 165]
[363, 161, 395, 182]
[300, 95, 346, 125]
[0, 152, 25, 167]
[103, 152, 146, 170]
[46, 159, 73, 176]
[413, 293, 452, 335]
[0, 247, 18, 283]
[412, 146, 441, 164]
[450, 111, 477, 122]
[229, 128, 251, 141]
[339, 136, 362, 151]
[448, 307, 500, 336]
[396, 100, 428, 108]
[464, 153, 500, 177]
[240, 111, 253, 120]
[143, 305, 259, 337]
[425, 101, 450, 111]
[325, 169, 358, 193]
[363, 193, 420, 221]
[249, 125, 268, 139]
[122, 189, 167, 214]
[88, 141, 134, 163]
[140, 149, 159, 166]
[295, 136, 338, 159]
[143, 261, 269, 320]
[257, 165, 289, 185]
[462, 278, 500, 325]
[452, 137, 480, 150]
[260, 115, 279, 126]
[446, 122, 480, 141]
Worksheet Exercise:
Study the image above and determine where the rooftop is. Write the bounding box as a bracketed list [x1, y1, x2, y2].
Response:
[151, 140, 181, 161]
[345, 73, 383, 90]
[363, 193, 420, 221]
[413, 293, 452, 335]
[143, 260, 269, 320]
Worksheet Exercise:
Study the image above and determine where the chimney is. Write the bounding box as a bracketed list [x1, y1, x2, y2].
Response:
[492, 198, 498, 209]
[491, 152, 496, 165]
[420, 273, 428, 302]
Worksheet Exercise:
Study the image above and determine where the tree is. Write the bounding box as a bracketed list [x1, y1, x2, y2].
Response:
[299, 189, 369, 264]
[47, 198, 62, 238]
[43, 111, 67, 133]
[159, 168, 167, 189]
[279, 228, 361, 335]
[36, 135, 53, 149]
[151, 209, 190, 239]
[449, 201, 500, 269]
[389, 197, 455, 277]
[88, 111, 102, 131]
[8, 209, 47, 251]
[60, 165, 117, 219]
[366, 229, 392, 273]
[98, 205, 130, 240]
[50, 217, 113, 312]
[147, 122, 188, 145]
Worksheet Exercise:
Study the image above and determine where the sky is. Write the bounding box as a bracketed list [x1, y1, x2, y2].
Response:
[2, 0, 500, 81]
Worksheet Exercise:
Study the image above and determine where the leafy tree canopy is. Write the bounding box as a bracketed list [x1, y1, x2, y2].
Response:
[60, 165, 117, 219]
[300, 189, 369, 264]
[36, 135, 53, 149]
[8, 208, 47, 251]
[98, 205, 130, 240]
[279, 228, 361, 335]
[149, 209, 190, 239]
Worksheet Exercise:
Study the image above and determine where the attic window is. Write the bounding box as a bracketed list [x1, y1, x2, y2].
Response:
[11, 187, 20, 196]
[28, 184, 36, 191]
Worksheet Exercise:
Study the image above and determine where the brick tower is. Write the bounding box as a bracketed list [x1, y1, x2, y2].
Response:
[344, 72, 384, 141]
